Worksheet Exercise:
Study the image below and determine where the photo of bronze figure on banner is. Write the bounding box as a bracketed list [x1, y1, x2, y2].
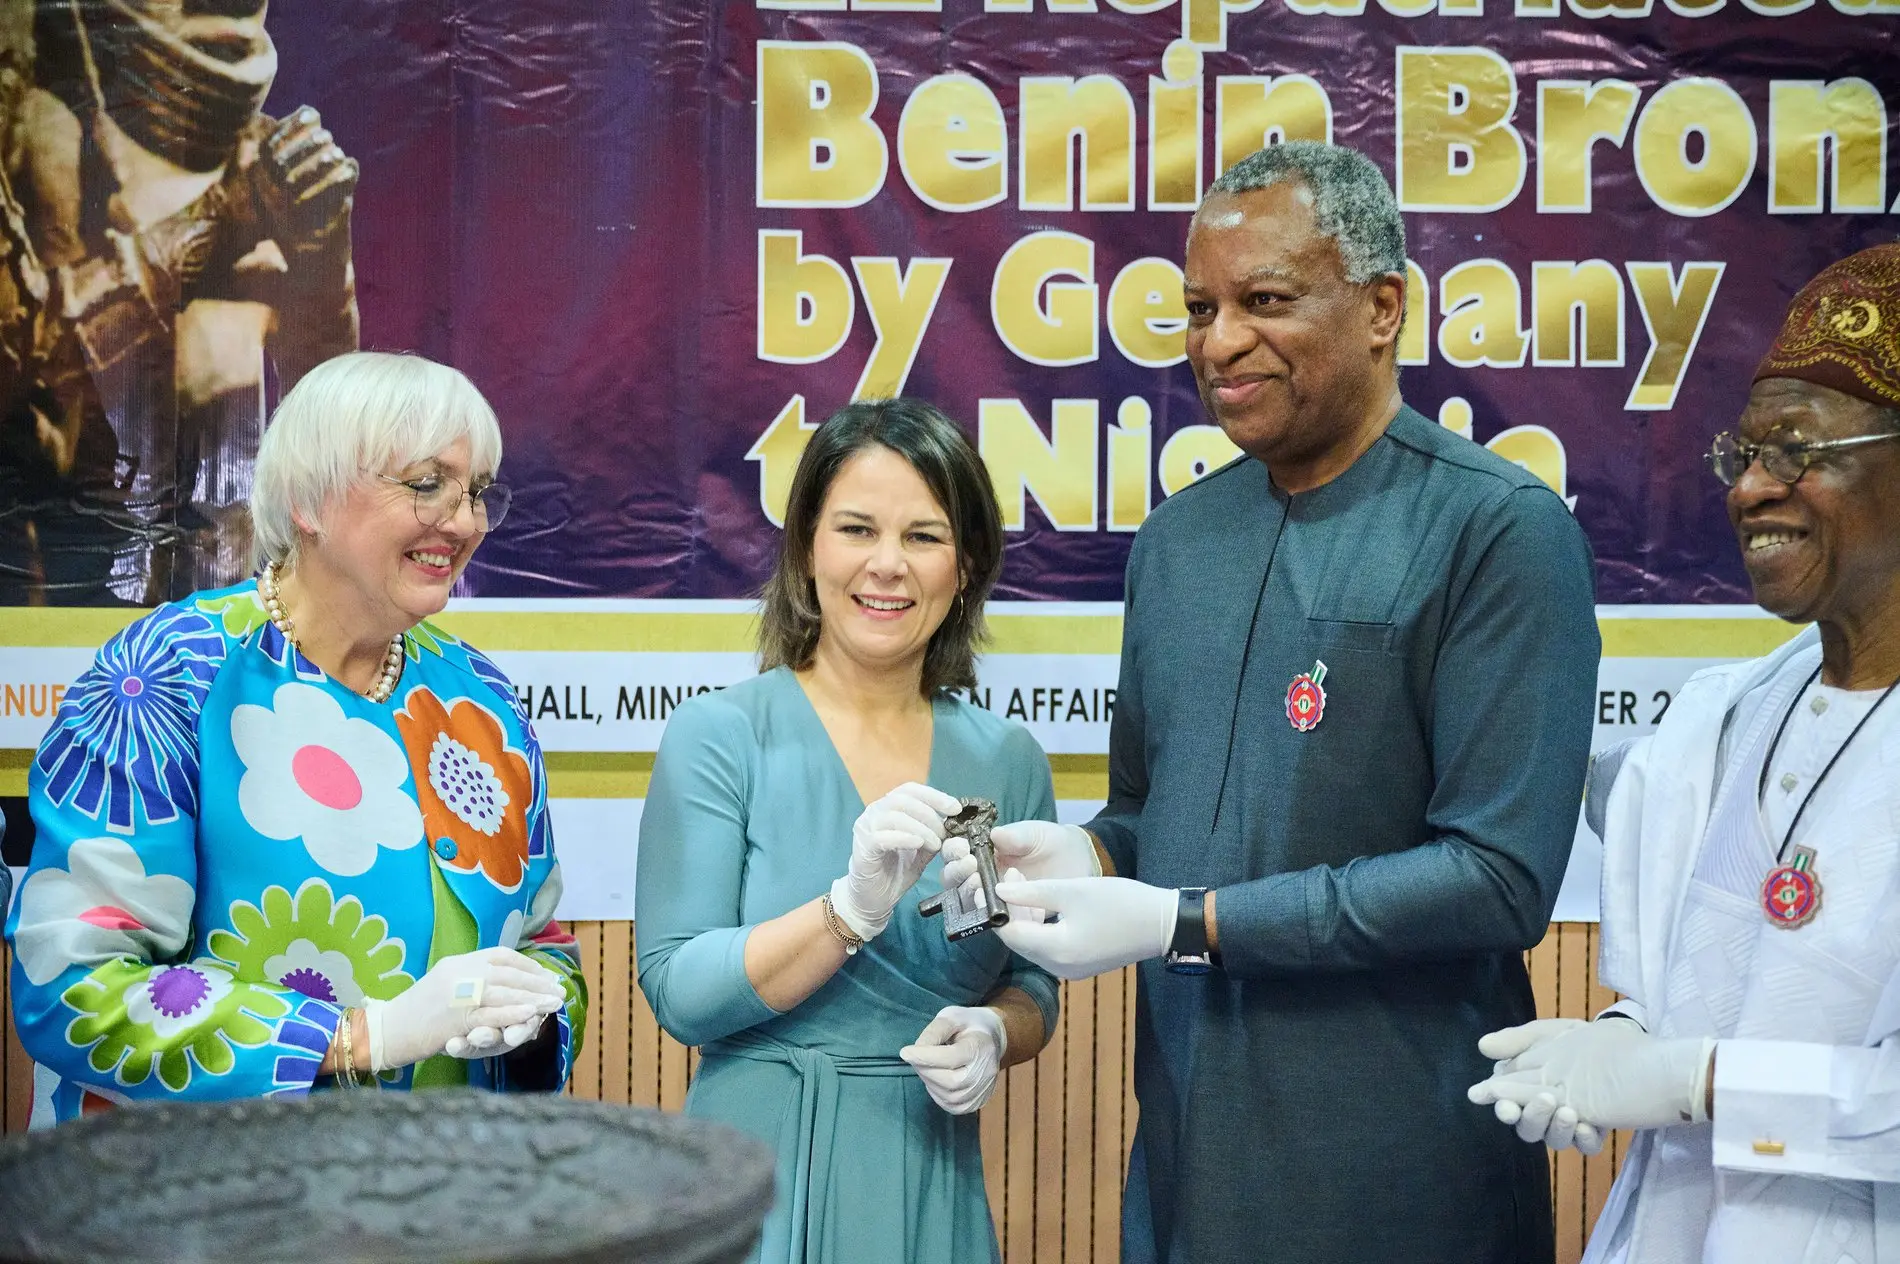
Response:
[0, 0, 356, 606]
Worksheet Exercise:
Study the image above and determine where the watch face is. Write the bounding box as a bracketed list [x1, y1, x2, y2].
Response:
[1165, 953, 1214, 976]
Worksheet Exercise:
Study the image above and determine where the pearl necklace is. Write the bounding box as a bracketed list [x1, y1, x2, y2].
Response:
[259, 562, 405, 704]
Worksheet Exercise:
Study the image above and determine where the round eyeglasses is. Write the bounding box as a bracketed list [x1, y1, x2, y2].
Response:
[379, 473, 513, 530]
[1706, 429, 1900, 487]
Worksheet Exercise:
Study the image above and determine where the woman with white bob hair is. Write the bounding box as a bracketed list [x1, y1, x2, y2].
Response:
[5, 351, 586, 1124]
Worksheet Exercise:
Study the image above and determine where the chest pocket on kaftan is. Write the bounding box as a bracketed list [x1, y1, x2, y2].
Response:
[1275, 616, 1424, 870]
[1303, 617, 1394, 657]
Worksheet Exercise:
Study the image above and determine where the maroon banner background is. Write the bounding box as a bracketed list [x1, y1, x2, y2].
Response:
[4, 1, 1895, 604]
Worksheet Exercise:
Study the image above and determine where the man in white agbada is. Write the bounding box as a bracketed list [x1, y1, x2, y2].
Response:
[1468, 242, 1900, 1262]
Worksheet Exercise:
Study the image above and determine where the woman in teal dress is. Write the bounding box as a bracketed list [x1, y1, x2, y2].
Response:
[636, 399, 1059, 1264]
[5, 352, 586, 1123]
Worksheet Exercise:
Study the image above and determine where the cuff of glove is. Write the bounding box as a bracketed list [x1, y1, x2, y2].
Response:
[1689, 1036, 1716, 1125]
[827, 877, 887, 944]
[363, 999, 390, 1074]
[1594, 1003, 1647, 1031]
[1078, 827, 1106, 879]
[980, 1006, 1008, 1063]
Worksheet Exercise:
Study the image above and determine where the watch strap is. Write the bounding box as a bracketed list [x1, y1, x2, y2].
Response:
[1169, 887, 1209, 958]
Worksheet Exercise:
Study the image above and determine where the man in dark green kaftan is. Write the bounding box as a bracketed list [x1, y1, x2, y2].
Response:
[980, 142, 1600, 1263]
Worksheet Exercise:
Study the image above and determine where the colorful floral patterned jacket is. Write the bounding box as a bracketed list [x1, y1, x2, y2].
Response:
[4, 582, 587, 1123]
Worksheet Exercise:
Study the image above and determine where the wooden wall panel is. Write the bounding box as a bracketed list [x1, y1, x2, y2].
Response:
[2, 943, 30, 1132]
[1551, 925, 1589, 1262]
[1063, 974, 1097, 1262]
[1004, 1025, 1037, 1263]
[1094, 967, 1131, 1264]
[598, 921, 634, 1107]
[2, 926, 1622, 1261]
[1035, 985, 1068, 1261]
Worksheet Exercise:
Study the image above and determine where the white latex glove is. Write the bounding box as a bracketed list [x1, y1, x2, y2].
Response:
[830, 782, 962, 942]
[991, 875, 1176, 981]
[1467, 1017, 1714, 1132]
[899, 1005, 1007, 1114]
[1490, 1091, 1607, 1156]
[364, 946, 566, 1072]
[1469, 1019, 1617, 1149]
[995, 867, 1044, 924]
[944, 820, 1101, 889]
[444, 1016, 550, 1060]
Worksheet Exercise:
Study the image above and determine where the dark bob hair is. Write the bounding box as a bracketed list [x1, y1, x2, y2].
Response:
[758, 398, 1004, 696]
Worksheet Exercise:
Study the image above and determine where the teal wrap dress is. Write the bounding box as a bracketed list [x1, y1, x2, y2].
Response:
[635, 667, 1059, 1264]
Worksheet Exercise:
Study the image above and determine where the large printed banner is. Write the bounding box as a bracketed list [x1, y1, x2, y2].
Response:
[0, 3, 1890, 917]
[0, 2, 1894, 603]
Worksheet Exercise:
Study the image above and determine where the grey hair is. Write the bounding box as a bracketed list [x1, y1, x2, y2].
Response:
[250, 351, 502, 568]
[1203, 141, 1406, 286]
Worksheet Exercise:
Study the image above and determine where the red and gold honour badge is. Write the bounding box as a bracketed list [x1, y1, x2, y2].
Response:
[1286, 660, 1329, 733]
[1761, 844, 1823, 929]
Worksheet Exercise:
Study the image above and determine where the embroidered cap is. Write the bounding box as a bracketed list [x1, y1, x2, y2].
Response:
[1754, 242, 1900, 410]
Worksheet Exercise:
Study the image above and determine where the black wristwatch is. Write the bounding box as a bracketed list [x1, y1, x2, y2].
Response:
[1164, 887, 1215, 975]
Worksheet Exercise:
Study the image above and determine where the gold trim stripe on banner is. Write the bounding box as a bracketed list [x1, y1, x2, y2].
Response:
[0, 751, 1112, 800]
[0, 608, 1803, 658]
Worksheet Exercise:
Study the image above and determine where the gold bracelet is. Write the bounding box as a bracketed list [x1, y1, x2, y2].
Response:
[819, 895, 864, 956]
[336, 1008, 360, 1088]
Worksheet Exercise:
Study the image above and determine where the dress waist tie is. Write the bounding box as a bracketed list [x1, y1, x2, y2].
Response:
[708, 1029, 917, 1264]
